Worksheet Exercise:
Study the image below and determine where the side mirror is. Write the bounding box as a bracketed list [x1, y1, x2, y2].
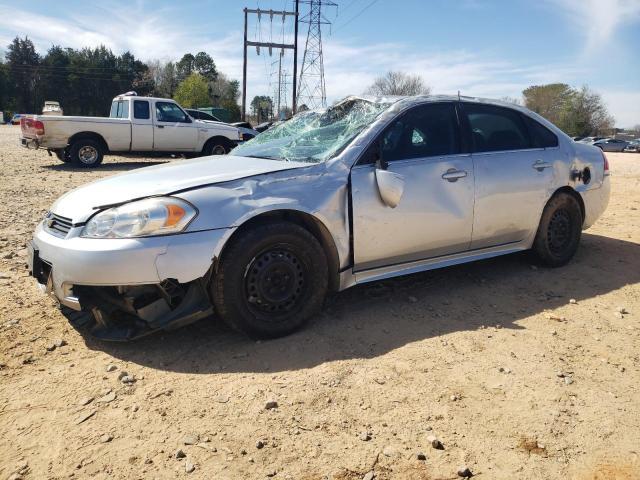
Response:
[375, 167, 404, 209]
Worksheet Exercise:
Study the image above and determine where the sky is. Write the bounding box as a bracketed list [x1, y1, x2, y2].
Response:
[0, 0, 639, 127]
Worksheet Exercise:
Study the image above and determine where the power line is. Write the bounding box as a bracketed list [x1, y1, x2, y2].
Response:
[332, 0, 379, 33]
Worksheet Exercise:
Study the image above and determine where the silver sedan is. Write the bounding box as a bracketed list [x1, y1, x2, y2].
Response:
[28, 96, 611, 340]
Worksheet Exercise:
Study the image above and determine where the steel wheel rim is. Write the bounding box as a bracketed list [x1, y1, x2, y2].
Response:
[548, 209, 572, 254]
[211, 145, 226, 155]
[244, 247, 305, 319]
[78, 146, 98, 164]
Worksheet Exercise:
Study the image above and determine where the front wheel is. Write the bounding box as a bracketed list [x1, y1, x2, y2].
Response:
[69, 139, 104, 167]
[532, 192, 583, 267]
[54, 149, 71, 163]
[211, 222, 328, 339]
[202, 138, 232, 156]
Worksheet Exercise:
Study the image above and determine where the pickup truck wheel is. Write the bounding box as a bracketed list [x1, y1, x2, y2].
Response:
[532, 192, 582, 267]
[211, 222, 328, 339]
[202, 138, 231, 156]
[69, 139, 104, 167]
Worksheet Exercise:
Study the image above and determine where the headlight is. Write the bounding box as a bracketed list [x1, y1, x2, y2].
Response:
[81, 197, 197, 238]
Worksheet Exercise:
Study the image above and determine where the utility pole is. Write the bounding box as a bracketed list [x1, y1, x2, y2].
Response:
[241, 7, 298, 121]
[296, 0, 336, 110]
[292, 0, 299, 114]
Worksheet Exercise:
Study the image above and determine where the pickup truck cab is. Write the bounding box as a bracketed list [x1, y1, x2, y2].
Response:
[20, 93, 242, 167]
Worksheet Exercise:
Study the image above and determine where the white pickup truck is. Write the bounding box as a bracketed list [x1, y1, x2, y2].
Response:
[20, 93, 243, 167]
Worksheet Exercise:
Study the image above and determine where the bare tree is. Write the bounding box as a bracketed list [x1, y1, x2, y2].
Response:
[500, 96, 521, 105]
[365, 71, 431, 96]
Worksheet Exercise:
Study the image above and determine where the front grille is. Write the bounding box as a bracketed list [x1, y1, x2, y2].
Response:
[44, 212, 73, 238]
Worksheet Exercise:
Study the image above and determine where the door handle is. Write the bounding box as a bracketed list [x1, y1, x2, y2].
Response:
[532, 160, 552, 171]
[156, 125, 164, 129]
[442, 169, 467, 182]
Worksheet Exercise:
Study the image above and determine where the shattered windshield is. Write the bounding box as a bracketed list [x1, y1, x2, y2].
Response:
[233, 98, 390, 163]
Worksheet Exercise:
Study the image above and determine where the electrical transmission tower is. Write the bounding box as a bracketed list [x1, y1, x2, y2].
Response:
[296, 0, 336, 110]
[271, 52, 291, 119]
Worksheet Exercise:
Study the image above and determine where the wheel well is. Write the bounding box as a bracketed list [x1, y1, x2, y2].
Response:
[203, 136, 233, 152]
[553, 186, 585, 224]
[219, 210, 341, 292]
[68, 132, 108, 153]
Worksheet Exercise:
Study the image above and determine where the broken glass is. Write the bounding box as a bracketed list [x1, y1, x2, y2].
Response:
[233, 97, 392, 163]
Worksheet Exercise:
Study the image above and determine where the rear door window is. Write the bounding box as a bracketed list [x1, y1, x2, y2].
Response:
[463, 104, 531, 153]
[522, 115, 558, 148]
[133, 100, 150, 120]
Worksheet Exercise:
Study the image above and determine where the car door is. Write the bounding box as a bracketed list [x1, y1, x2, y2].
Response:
[351, 102, 475, 271]
[460, 103, 557, 249]
[131, 99, 153, 151]
[153, 101, 198, 151]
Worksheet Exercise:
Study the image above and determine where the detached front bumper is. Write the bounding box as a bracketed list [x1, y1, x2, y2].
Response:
[28, 222, 233, 340]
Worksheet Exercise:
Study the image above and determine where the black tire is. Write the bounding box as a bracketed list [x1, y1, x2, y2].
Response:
[532, 192, 583, 267]
[212, 222, 328, 339]
[54, 149, 71, 163]
[202, 138, 232, 156]
[69, 139, 104, 167]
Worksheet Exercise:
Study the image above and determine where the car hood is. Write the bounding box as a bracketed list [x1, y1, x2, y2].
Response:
[194, 119, 237, 132]
[51, 155, 311, 222]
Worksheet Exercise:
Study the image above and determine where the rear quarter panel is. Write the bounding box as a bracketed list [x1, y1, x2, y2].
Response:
[36, 116, 132, 151]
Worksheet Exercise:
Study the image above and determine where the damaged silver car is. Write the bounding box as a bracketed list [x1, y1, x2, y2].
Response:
[28, 95, 610, 341]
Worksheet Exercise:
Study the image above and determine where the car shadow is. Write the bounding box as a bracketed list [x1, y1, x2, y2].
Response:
[42, 160, 169, 172]
[72, 233, 640, 373]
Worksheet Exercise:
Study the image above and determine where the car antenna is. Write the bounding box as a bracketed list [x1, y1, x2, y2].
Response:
[458, 90, 461, 101]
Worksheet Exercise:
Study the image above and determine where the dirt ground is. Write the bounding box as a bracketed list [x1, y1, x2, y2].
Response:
[0, 124, 639, 480]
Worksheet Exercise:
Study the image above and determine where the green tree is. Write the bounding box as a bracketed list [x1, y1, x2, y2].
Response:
[523, 83, 614, 136]
[562, 86, 614, 137]
[6, 36, 40, 112]
[250, 95, 274, 122]
[522, 83, 574, 127]
[176, 53, 195, 81]
[0, 60, 13, 117]
[194, 52, 217, 81]
[210, 73, 241, 121]
[173, 73, 210, 108]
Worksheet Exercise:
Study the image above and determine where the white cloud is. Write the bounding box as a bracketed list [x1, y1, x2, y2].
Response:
[0, 1, 637, 126]
[322, 40, 585, 102]
[600, 90, 640, 128]
[549, 0, 640, 55]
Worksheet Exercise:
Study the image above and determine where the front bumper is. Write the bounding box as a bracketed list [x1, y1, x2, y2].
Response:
[28, 222, 233, 339]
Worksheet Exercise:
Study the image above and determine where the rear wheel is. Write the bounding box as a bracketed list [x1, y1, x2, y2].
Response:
[211, 222, 328, 338]
[532, 192, 583, 267]
[69, 139, 104, 167]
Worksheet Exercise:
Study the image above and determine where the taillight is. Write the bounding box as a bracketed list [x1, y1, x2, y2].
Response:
[601, 150, 609, 174]
[21, 118, 45, 136]
[33, 120, 45, 135]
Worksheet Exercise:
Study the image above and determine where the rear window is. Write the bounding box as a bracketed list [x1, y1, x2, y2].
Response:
[133, 100, 150, 120]
[522, 115, 558, 148]
[109, 100, 129, 119]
